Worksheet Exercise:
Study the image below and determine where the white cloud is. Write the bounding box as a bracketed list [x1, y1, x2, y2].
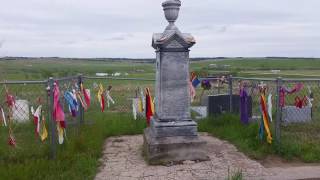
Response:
[0, 0, 319, 58]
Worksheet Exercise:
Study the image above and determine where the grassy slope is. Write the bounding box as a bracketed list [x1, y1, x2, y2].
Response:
[0, 60, 155, 80]
[1, 58, 320, 81]
[191, 58, 320, 78]
[192, 58, 320, 71]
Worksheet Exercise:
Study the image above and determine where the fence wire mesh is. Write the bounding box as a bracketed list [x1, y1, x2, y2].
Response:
[231, 77, 278, 122]
[83, 77, 155, 116]
[279, 79, 320, 147]
[196, 76, 320, 146]
[55, 76, 82, 127]
[1, 74, 320, 158]
[0, 81, 49, 153]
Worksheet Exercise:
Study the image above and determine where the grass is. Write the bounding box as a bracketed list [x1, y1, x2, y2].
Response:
[198, 114, 320, 163]
[0, 112, 146, 180]
[1, 58, 320, 81]
[0, 59, 155, 80]
[226, 168, 243, 180]
[280, 123, 320, 162]
[191, 58, 320, 78]
[198, 114, 275, 160]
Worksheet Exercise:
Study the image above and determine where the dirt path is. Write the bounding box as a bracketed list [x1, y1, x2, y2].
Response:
[95, 133, 320, 180]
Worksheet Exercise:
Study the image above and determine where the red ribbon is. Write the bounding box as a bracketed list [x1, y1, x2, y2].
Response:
[295, 96, 308, 108]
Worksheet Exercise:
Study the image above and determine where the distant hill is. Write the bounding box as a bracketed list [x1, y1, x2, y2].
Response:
[0, 56, 319, 63]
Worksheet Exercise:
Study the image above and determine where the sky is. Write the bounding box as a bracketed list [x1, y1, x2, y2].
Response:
[0, 0, 319, 58]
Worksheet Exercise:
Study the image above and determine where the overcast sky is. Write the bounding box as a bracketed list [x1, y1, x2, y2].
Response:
[0, 0, 319, 58]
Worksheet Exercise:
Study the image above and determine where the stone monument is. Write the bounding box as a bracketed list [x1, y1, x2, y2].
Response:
[143, 0, 209, 165]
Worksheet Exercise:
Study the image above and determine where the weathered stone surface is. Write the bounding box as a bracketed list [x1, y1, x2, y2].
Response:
[144, 0, 206, 165]
[95, 134, 274, 180]
[143, 128, 209, 165]
[154, 48, 191, 120]
[96, 134, 320, 180]
[150, 118, 197, 137]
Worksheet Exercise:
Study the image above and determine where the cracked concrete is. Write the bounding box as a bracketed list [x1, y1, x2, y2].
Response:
[95, 133, 320, 180]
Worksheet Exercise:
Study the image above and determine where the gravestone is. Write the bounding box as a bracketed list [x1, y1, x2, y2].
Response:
[207, 94, 253, 117]
[143, 0, 208, 165]
[282, 106, 312, 125]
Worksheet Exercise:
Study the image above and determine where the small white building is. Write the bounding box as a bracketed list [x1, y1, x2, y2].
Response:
[96, 73, 109, 77]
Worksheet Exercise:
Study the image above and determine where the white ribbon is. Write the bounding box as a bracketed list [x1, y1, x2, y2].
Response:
[34, 105, 42, 134]
[106, 90, 115, 108]
[267, 94, 273, 122]
[1, 108, 7, 127]
[132, 99, 137, 120]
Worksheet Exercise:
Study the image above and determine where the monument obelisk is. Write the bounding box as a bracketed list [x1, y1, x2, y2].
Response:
[143, 0, 208, 165]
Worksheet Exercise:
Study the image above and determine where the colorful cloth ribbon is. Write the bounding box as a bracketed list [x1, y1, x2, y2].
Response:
[145, 88, 154, 126]
[80, 83, 91, 108]
[0, 107, 7, 127]
[106, 86, 115, 108]
[77, 92, 87, 111]
[31, 105, 42, 136]
[4, 85, 16, 147]
[307, 86, 313, 107]
[64, 91, 78, 117]
[97, 83, 105, 112]
[40, 114, 48, 142]
[240, 87, 249, 124]
[132, 98, 138, 120]
[57, 123, 64, 144]
[140, 88, 145, 112]
[280, 83, 304, 107]
[294, 96, 308, 108]
[189, 81, 196, 103]
[190, 72, 201, 88]
[267, 94, 273, 122]
[259, 88, 272, 144]
[6, 94, 15, 108]
[8, 134, 16, 147]
[53, 82, 65, 129]
[201, 80, 211, 90]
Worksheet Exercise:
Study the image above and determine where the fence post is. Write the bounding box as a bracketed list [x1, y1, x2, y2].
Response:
[275, 77, 282, 146]
[78, 74, 84, 125]
[229, 75, 233, 113]
[48, 77, 56, 159]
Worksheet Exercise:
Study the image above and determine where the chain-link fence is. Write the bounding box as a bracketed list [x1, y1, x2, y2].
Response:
[83, 76, 155, 114]
[197, 76, 320, 147]
[0, 75, 156, 159]
[0, 80, 50, 157]
[1, 74, 320, 158]
[278, 78, 320, 149]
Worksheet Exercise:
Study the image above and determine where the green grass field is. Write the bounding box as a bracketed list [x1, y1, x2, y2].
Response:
[1, 58, 320, 81]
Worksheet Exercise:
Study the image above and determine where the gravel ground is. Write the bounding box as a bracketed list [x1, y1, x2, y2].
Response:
[95, 133, 320, 180]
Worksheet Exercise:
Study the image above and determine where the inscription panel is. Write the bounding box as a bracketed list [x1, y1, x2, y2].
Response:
[157, 51, 191, 120]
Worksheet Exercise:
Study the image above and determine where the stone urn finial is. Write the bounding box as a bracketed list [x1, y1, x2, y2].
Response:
[162, 0, 181, 31]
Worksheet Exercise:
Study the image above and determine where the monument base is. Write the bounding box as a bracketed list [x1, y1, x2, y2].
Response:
[143, 118, 209, 165]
